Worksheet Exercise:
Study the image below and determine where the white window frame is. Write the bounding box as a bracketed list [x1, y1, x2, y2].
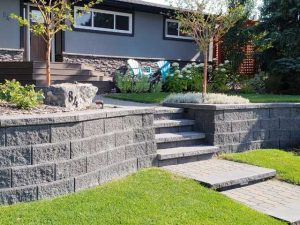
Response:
[165, 18, 193, 40]
[74, 6, 133, 34]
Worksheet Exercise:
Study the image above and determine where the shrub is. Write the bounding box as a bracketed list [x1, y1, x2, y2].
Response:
[265, 57, 300, 94]
[164, 63, 203, 92]
[162, 92, 249, 104]
[150, 81, 162, 93]
[115, 71, 133, 93]
[132, 75, 150, 93]
[240, 71, 268, 94]
[0, 80, 44, 109]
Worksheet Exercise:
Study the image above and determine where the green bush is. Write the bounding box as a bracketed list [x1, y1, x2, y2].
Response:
[132, 75, 150, 93]
[150, 81, 162, 93]
[115, 71, 133, 93]
[239, 71, 268, 94]
[164, 62, 203, 92]
[265, 57, 300, 94]
[0, 80, 44, 109]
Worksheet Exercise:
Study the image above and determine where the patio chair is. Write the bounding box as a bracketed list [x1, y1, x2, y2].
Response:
[157, 60, 171, 81]
[127, 59, 152, 77]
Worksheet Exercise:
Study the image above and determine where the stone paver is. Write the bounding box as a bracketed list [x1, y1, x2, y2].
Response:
[95, 95, 157, 107]
[223, 180, 300, 224]
[163, 159, 276, 190]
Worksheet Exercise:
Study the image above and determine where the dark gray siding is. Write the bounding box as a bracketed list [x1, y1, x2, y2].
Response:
[0, 0, 21, 49]
[65, 11, 199, 61]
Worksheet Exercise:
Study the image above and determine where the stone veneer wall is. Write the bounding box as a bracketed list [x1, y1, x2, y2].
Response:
[63, 53, 193, 79]
[0, 107, 157, 205]
[0, 48, 24, 62]
[164, 103, 300, 152]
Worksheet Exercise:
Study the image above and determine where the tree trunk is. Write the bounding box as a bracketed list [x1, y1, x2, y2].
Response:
[202, 49, 208, 96]
[45, 40, 51, 87]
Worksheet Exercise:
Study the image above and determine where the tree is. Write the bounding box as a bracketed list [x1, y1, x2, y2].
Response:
[172, 0, 244, 95]
[254, 0, 300, 70]
[11, 0, 101, 87]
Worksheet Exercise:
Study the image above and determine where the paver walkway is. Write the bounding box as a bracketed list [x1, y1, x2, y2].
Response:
[223, 180, 300, 225]
[163, 160, 300, 224]
[163, 159, 276, 190]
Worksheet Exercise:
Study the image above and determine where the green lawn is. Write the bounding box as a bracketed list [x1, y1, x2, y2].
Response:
[222, 149, 300, 185]
[0, 169, 284, 225]
[106, 93, 300, 104]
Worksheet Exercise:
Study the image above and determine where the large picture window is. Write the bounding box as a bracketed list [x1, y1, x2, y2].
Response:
[165, 19, 193, 40]
[74, 7, 133, 34]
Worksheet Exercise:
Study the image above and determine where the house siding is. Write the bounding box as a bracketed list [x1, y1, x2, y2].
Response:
[65, 11, 199, 61]
[0, 0, 21, 49]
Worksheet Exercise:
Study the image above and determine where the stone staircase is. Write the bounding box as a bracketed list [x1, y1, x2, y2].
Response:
[157, 107, 300, 225]
[154, 107, 219, 167]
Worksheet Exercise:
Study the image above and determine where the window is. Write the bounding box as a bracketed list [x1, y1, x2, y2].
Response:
[74, 7, 132, 34]
[165, 19, 193, 40]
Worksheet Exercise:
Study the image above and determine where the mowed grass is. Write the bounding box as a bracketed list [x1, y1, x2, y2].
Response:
[106, 92, 170, 103]
[0, 169, 284, 225]
[222, 149, 300, 185]
[106, 92, 300, 104]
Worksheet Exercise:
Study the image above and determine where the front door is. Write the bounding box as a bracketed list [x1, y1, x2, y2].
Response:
[30, 8, 47, 61]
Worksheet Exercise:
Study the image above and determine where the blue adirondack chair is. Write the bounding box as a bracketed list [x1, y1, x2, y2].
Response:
[127, 59, 152, 77]
[157, 60, 170, 81]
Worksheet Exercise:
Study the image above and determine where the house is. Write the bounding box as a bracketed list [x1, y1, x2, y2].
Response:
[0, 0, 214, 88]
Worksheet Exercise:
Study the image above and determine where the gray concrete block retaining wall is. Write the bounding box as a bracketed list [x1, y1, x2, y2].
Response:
[164, 103, 300, 152]
[0, 49, 24, 62]
[0, 107, 157, 205]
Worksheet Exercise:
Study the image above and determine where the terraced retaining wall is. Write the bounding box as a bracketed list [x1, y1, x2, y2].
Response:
[0, 107, 156, 205]
[164, 103, 300, 152]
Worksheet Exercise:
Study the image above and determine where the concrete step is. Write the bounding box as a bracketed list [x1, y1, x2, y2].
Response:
[157, 145, 219, 160]
[154, 107, 184, 120]
[155, 119, 195, 134]
[154, 119, 195, 128]
[155, 132, 205, 144]
[163, 159, 276, 191]
[33, 62, 82, 70]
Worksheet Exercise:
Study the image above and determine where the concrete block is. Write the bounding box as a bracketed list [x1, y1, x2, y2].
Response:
[253, 108, 270, 119]
[83, 119, 104, 138]
[87, 151, 108, 172]
[232, 120, 259, 132]
[239, 132, 252, 143]
[0, 129, 5, 147]
[133, 128, 155, 143]
[117, 159, 137, 177]
[146, 141, 157, 155]
[104, 117, 123, 133]
[280, 118, 295, 129]
[75, 171, 99, 191]
[95, 133, 116, 152]
[137, 154, 158, 169]
[115, 131, 133, 147]
[0, 146, 31, 168]
[107, 147, 125, 165]
[270, 130, 291, 139]
[205, 122, 231, 133]
[270, 108, 291, 118]
[12, 164, 55, 187]
[6, 125, 50, 146]
[260, 119, 280, 129]
[0, 169, 11, 188]
[143, 114, 154, 127]
[291, 108, 300, 118]
[38, 179, 74, 199]
[177, 155, 199, 164]
[32, 142, 70, 164]
[123, 115, 143, 129]
[261, 140, 279, 148]
[214, 133, 239, 145]
[158, 158, 177, 167]
[56, 157, 87, 180]
[253, 130, 269, 141]
[71, 136, 97, 158]
[0, 186, 37, 205]
[125, 142, 148, 159]
[98, 164, 119, 184]
[51, 122, 83, 143]
[224, 109, 253, 121]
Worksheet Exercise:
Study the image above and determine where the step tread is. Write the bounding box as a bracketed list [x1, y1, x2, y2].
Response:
[163, 159, 276, 191]
[157, 145, 219, 160]
[155, 107, 184, 114]
[155, 131, 205, 143]
[154, 119, 195, 128]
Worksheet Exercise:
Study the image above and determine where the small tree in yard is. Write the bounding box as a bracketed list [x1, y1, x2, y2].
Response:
[11, 0, 101, 87]
[172, 0, 244, 95]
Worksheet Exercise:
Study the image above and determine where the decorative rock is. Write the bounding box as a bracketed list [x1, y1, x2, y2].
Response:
[44, 83, 98, 110]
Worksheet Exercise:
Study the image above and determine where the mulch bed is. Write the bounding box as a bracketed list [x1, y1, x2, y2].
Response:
[0, 101, 100, 116]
